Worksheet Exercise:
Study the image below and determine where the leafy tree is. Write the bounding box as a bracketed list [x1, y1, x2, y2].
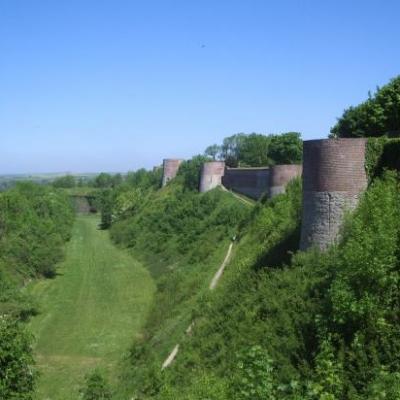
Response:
[0, 316, 36, 400]
[214, 132, 302, 167]
[52, 175, 76, 188]
[268, 132, 302, 164]
[125, 168, 162, 190]
[98, 189, 114, 229]
[331, 76, 400, 138]
[220, 133, 247, 167]
[176, 155, 209, 190]
[238, 133, 271, 166]
[204, 144, 221, 160]
[94, 173, 114, 188]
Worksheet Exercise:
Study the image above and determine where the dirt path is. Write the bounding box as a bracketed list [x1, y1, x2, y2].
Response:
[162, 240, 234, 369]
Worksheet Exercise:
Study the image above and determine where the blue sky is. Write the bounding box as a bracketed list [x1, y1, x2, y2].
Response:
[1, 0, 399, 173]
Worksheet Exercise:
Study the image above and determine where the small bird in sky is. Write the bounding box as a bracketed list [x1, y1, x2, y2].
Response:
[201, 44, 206, 48]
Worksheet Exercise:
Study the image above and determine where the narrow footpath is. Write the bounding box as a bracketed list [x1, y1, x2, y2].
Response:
[28, 215, 155, 400]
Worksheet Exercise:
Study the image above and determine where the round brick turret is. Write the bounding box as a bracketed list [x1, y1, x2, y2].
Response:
[199, 161, 225, 192]
[162, 159, 183, 187]
[269, 164, 302, 197]
[300, 138, 367, 250]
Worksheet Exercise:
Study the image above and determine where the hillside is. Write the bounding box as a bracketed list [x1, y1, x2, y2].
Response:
[96, 139, 400, 399]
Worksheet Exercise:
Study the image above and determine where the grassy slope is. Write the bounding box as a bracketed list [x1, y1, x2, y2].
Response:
[28, 215, 155, 400]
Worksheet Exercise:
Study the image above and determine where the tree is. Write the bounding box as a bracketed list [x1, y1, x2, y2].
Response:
[204, 144, 221, 160]
[52, 175, 76, 188]
[94, 173, 113, 188]
[331, 76, 400, 138]
[0, 316, 36, 400]
[177, 155, 209, 190]
[220, 133, 247, 167]
[238, 133, 271, 166]
[268, 132, 302, 164]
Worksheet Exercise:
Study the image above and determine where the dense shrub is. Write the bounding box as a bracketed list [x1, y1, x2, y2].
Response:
[80, 370, 113, 400]
[0, 316, 36, 399]
[331, 76, 400, 138]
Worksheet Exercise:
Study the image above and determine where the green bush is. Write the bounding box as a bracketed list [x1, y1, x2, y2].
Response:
[80, 370, 113, 400]
[0, 316, 36, 400]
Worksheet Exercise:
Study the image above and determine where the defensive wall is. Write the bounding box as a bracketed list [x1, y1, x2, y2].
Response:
[199, 161, 226, 192]
[222, 167, 270, 200]
[299, 138, 367, 250]
[269, 164, 302, 198]
[162, 159, 183, 187]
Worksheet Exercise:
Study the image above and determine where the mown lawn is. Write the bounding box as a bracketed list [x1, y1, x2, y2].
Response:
[28, 215, 155, 400]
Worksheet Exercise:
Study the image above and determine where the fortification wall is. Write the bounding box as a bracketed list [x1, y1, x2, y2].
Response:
[222, 167, 270, 199]
[269, 164, 302, 197]
[162, 159, 183, 187]
[300, 138, 367, 250]
[199, 161, 225, 192]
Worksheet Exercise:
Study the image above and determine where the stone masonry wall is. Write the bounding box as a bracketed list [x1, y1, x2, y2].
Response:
[162, 159, 183, 187]
[269, 164, 302, 197]
[222, 167, 270, 199]
[300, 138, 367, 250]
[199, 161, 226, 192]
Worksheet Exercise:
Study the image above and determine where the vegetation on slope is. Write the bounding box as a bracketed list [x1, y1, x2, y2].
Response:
[0, 183, 74, 399]
[91, 132, 400, 399]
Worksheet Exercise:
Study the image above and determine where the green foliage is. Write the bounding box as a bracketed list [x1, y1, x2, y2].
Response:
[176, 155, 209, 191]
[204, 144, 221, 160]
[231, 345, 276, 400]
[331, 76, 400, 138]
[80, 370, 113, 400]
[125, 168, 162, 190]
[215, 132, 302, 167]
[268, 132, 303, 165]
[119, 170, 400, 399]
[0, 183, 74, 279]
[0, 316, 36, 400]
[52, 174, 76, 188]
[94, 173, 115, 188]
[365, 136, 400, 180]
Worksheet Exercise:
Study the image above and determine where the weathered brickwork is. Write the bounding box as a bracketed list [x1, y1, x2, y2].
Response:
[269, 164, 302, 197]
[199, 161, 226, 192]
[162, 159, 183, 187]
[222, 167, 270, 199]
[300, 138, 367, 250]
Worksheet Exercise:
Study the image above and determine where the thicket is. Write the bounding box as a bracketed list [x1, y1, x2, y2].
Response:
[0, 183, 74, 399]
[102, 137, 400, 400]
[331, 75, 400, 138]
[204, 132, 303, 167]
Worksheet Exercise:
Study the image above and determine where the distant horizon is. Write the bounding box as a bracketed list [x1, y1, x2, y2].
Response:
[2, 0, 399, 174]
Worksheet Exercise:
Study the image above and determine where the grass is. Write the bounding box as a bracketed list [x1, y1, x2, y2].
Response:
[27, 215, 155, 400]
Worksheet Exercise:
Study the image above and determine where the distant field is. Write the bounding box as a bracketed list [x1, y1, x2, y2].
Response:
[0, 172, 100, 190]
[27, 215, 155, 400]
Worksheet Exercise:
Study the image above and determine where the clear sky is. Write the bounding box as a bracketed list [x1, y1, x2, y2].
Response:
[1, 0, 399, 174]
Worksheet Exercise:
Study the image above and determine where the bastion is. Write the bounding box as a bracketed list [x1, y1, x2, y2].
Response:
[269, 164, 302, 197]
[299, 138, 367, 250]
[162, 159, 183, 187]
[199, 161, 226, 192]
